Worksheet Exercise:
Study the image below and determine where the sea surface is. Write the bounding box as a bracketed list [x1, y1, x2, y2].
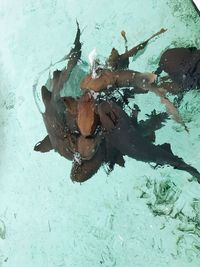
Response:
[0, 1, 200, 266]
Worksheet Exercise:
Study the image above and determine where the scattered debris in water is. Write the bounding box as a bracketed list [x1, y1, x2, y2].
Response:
[138, 177, 200, 261]
[0, 219, 6, 240]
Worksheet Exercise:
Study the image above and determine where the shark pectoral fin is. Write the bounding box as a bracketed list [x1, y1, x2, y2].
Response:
[34, 135, 52, 153]
[115, 153, 125, 167]
[158, 143, 173, 154]
[41, 86, 52, 105]
[107, 48, 120, 70]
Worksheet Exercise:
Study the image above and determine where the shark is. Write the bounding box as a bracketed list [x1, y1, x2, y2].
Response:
[97, 101, 200, 182]
[34, 22, 82, 160]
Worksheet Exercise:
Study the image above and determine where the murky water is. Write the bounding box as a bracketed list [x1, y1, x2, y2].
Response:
[0, 1, 200, 266]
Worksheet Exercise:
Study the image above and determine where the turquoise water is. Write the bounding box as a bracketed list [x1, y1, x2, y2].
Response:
[0, 0, 200, 266]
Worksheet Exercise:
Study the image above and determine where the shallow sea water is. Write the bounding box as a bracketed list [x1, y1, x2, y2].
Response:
[0, 0, 200, 266]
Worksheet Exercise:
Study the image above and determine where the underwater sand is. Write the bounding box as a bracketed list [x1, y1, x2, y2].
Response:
[0, 0, 200, 266]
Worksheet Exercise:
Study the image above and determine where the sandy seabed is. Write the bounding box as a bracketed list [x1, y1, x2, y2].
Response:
[0, 1, 200, 266]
